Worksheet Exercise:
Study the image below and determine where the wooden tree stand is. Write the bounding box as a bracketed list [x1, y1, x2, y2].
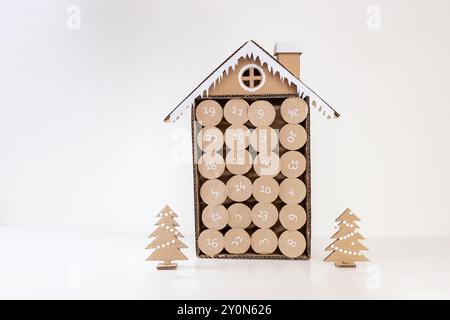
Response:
[335, 262, 356, 268]
[157, 261, 177, 270]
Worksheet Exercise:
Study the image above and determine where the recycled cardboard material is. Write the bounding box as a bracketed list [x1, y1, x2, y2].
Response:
[225, 150, 253, 175]
[197, 127, 224, 152]
[198, 229, 224, 257]
[164, 41, 339, 123]
[196, 100, 222, 127]
[193, 97, 312, 260]
[227, 203, 252, 228]
[208, 57, 297, 97]
[146, 205, 188, 270]
[248, 100, 276, 127]
[164, 41, 340, 260]
[253, 152, 280, 177]
[200, 179, 227, 206]
[251, 202, 278, 228]
[201, 205, 229, 230]
[224, 228, 251, 254]
[279, 178, 306, 204]
[275, 53, 301, 80]
[226, 175, 253, 202]
[278, 230, 306, 258]
[274, 42, 303, 78]
[279, 204, 306, 230]
[251, 228, 278, 254]
[250, 127, 278, 153]
[224, 99, 249, 125]
[191, 96, 312, 260]
[280, 97, 308, 124]
[224, 124, 251, 151]
[280, 124, 307, 150]
[252, 177, 280, 203]
[198, 153, 225, 179]
[280, 151, 306, 178]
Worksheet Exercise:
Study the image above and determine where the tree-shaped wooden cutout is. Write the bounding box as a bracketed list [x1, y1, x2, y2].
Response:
[324, 208, 368, 268]
[146, 205, 188, 270]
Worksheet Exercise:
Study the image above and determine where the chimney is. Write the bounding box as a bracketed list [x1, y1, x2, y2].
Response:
[274, 42, 303, 79]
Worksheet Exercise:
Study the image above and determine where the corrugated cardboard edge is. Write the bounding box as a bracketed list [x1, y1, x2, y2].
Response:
[191, 106, 202, 258]
[192, 94, 311, 260]
[304, 97, 312, 260]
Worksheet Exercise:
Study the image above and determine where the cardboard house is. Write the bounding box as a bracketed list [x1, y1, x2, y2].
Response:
[164, 40, 339, 260]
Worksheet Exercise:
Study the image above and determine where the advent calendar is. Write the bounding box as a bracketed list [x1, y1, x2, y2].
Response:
[164, 40, 339, 260]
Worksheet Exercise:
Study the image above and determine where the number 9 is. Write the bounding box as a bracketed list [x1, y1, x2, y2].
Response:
[257, 109, 264, 119]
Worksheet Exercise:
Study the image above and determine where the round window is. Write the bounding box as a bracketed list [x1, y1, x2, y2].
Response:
[238, 64, 266, 92]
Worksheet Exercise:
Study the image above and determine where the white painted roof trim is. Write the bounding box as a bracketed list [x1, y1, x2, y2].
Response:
[165, 41, 339, 123]
[274, 42, 303, 54]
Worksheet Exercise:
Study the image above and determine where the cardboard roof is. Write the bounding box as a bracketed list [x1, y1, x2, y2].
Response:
[164, 40, 340, 123]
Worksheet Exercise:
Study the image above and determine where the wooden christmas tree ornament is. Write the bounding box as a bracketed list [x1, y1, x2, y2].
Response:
[146, 205, 188, 270]
[324, 208, 369, 268]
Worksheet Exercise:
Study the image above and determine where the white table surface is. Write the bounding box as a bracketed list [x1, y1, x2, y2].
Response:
[1, 226, 449, 299]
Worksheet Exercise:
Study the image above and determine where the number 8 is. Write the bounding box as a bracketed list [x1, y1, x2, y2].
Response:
[287, 238, 296, 247]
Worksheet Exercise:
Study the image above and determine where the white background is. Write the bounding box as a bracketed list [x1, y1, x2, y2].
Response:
[1, 0, 450, 299]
